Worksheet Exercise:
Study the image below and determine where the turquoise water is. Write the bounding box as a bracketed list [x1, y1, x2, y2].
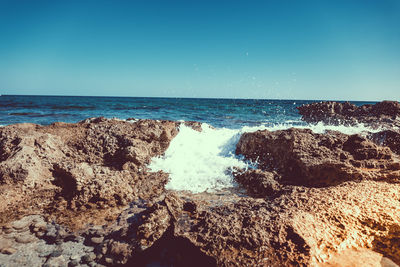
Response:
[0, 95, 376, 128]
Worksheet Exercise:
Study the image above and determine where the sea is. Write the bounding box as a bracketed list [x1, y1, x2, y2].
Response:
[0, 95, 382, 193]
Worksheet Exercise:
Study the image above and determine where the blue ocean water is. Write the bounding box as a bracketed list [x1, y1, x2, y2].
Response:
[0, 95, 376, 128]
[0, 95, 382, 192]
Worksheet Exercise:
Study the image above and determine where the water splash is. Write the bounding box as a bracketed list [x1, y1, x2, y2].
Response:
[149, 122, 386, 193]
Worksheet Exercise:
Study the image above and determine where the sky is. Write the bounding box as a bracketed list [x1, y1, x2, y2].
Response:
[0, 0, 399, 101]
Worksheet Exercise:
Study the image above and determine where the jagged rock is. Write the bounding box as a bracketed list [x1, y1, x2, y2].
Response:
[370, 129, 400, 155]
[236, 128, 400, 187]
[1, 117, 400, 266]
[0, 118, 179, 226]
[136, 204, 171, 251]
[297, 100, 400, 128]
[233, 169, 282, 198]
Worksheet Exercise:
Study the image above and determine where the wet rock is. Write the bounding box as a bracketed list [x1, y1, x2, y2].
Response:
[236, 128, 400, 187]
[233, 169, 282, 198]
[297, 100, 400, 128]
[370, 129, 400, 155]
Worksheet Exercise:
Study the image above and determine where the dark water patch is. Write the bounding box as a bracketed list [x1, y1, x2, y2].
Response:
[9, 112, 41, 116]
[9, 112, 71, 118]
[1, 103, 42, 109]
[50, 105, 96, 111]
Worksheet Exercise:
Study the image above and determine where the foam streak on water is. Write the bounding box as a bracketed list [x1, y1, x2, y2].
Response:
[149, 122, 386, 193]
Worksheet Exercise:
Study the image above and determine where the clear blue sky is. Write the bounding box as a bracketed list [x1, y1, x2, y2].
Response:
[0, 0, 399, 101]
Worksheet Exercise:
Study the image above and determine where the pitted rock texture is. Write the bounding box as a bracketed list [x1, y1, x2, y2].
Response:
[233, 169, 282, 198]
[2, 186, 400, 267]
[1, 118, 400, 266]
[297, 100, 400, 128]
[236, 128, 400, 187]
[0, 118, 179, 226]
[370, 130, 400, 156]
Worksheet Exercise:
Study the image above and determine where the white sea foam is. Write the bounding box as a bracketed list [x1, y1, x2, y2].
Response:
[149, 122, 387, 193]
[149, 124, 248, 193]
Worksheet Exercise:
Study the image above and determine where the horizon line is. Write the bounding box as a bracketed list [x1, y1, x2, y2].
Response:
[0, 94, 386, 103]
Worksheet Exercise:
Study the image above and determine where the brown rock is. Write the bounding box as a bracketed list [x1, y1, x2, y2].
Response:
[169, 180, 400, 266]
[0, 238, 12, 250]
[107, 241, 132, 265]
[233, 169, 282, 198]
[370, 130, 400, 155]
[136, 204, 171, 250]
[11, 219, 31, 230]
[1, 116, 400, 267]
[1, 247, 17, 255]
[320, 248, 399, 267]
[236, 128, 400, 187]
[0, 118, 179, 226]
[90, 236, 104, 244]
[297, 100, 400, 128]
[15, 234, 36, 244]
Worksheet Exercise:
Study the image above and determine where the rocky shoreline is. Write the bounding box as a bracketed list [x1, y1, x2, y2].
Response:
[1, 101, 400, 266]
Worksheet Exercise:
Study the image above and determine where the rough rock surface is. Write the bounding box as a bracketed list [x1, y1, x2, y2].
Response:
[0, 118, 179, 227]
[370, 130, 400, 155]
[1, 117, 400, 266]
[297, 100, 400, 128]
[233, 128, 400, 265]
[236, 128, 400, 187]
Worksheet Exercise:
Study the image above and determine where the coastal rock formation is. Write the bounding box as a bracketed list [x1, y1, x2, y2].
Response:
[1, 116, 400, 266]
[233, 169, 282, 198]
[297, 100, 400, 128]
[0, 118, 179, 226]
[2, 185, 400, 266]
[234, 128, 400, 265]
[370, 130, 400, 155]
[236, 128, 400, 187]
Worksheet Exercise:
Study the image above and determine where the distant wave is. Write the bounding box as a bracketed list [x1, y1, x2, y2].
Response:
[1, 103, 40, 109]
[9, 112, 71, 118]
[9, 112, 41, 116]
[114, 106, 161, 111]
[50, 105, 96, 111]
